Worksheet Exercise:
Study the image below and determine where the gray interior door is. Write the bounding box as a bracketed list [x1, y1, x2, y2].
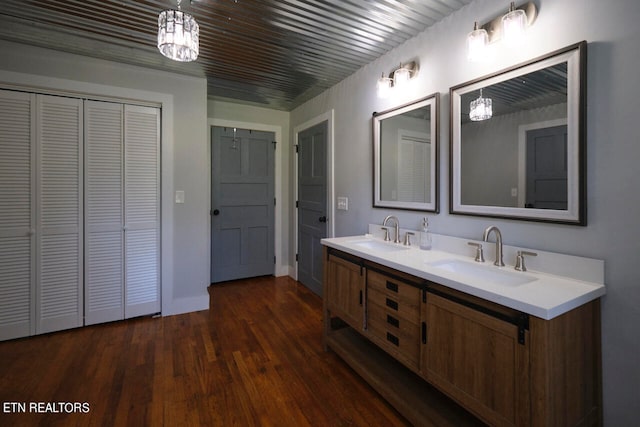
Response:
[297, 121, 327, 295]
[526, 125, 568, 209]
[211, 127, 275, 283]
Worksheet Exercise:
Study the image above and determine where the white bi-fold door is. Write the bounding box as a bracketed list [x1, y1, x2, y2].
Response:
[84, 101, 160, 325]
[0, 91, 84, 340]
[0, 90, 160, 340]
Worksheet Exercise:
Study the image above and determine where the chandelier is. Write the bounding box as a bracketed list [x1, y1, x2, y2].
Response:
[469, 89, 492, 121]
[158, 0, 199, 62]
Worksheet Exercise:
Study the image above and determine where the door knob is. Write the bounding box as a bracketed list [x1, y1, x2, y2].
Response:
[213, 209, 220, 216]
[318, 216, 327, 223]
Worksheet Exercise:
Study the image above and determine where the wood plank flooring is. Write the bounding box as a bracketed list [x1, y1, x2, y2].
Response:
[0, 276, 411, 426]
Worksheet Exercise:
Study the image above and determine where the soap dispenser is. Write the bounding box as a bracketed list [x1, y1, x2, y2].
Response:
[419, 217, 432, 250]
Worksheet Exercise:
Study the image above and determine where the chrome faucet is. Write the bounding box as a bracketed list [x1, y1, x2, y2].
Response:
[482, 226, 505, 266]
[382, 215, 400, 243]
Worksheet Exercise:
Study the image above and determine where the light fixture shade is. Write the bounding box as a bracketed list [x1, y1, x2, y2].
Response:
[393, 67, 411, 88]
[469, 89, 492, 121]
[376, 74, 392, 99]
[467, 22, 489, 62]
[501, 3, 527, 46]
[158, 8, 199, 62]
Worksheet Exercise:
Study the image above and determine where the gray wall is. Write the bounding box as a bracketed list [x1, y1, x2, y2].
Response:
[291, 0, 640, 423]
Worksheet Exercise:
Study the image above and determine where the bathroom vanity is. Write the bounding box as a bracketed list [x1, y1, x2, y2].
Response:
[322, 230, 604, 427]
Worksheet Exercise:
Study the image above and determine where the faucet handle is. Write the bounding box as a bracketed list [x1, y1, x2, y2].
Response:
[467, 242, 485, 263]
[404, 231, 415, 246]
[381, 226, 390, 241]
[515, 250, 537, 271]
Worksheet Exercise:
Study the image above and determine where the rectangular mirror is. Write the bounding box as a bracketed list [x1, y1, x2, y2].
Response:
[373, 93, 440, 212]
[450, 42, 586, 224]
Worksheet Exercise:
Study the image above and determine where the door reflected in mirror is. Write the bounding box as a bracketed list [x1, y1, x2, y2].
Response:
[373, 94, 439, 212]
[450, 42, 586, 224]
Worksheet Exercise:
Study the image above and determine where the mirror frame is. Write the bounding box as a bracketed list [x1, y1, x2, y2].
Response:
[373, 93, 440, 212]
[449, 41, 587, 225]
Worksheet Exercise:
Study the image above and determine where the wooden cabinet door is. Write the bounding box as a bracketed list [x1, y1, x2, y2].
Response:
[325, 252, 364, 330]
[423, 292, 530, 427]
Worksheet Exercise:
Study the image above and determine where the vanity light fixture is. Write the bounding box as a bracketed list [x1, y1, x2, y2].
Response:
[393, 63, 412, 88]
[466, 2, 537, 61]
[467, 21, 489, 62]
[376, 73, 393, 99]
[158, 0, 200, 62]
[375, 62, 418, 98]
[469, 89, 492, 121]
[502, 2, 527, 46]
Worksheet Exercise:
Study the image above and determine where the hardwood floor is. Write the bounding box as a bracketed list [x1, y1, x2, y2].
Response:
[0, 276, 411, 427]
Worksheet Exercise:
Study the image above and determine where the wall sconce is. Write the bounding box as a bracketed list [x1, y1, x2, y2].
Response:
[502, 2, 527, 46]
[469, 89, 492, 121]
[376, 62, 418, 98]
[467, 22, 489, 62]
[466, 1, 537, 61]
[376, 73, 392, 98]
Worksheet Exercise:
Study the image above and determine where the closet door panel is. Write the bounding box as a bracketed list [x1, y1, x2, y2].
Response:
[0, 90, 35, 340]
[84, 101, 124, 325]
[36, 95, 83, 334]
[124, 105, 160, 318]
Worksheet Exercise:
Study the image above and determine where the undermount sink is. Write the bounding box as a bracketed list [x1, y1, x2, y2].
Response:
[350, 239, 409, 253]
[428, 259, 537, 287]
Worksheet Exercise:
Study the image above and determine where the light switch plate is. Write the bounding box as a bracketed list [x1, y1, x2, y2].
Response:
[175, 190, 185, 204]
[337, 196, 348, 211]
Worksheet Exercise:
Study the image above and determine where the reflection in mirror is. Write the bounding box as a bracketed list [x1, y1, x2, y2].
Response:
[450, 42, 586, 224]
[373, 94, 439, 212]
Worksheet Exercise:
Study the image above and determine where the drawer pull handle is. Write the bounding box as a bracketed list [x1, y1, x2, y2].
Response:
[386, 281, 398, 293]
[386, 332, 399, 346]
[387, 315, 399, 328]
[385, 298, 398, 311]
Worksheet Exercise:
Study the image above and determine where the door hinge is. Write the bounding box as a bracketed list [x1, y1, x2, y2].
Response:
[274, 197, 276, 206]
[274, 256, 276, 264]
[295, 253, 299, 262]
[296, 200, 299, 208]
[295, 144, 299, 153]
[421, 322, 427, 344]
[272, 140, 277, 149]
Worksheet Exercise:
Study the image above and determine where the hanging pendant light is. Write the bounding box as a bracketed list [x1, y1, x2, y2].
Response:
[469, 89, 492, 121]
[158, 0, 199, 62]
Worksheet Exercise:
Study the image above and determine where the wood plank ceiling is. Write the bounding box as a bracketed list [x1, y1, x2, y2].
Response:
[0, 0, 473, 110]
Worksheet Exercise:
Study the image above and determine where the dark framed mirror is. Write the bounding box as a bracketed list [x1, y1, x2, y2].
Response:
[373, 93, 440, 212]
[450, 41, 586, 224]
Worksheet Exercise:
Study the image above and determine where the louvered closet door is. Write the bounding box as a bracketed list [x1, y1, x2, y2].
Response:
[84, 101, 124, 325]
[124, 105, 160, 318]
[36, 95, 83, 334]
[0, 90, 36, 340]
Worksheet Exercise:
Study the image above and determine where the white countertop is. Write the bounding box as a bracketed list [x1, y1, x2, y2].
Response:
[321, 234, 606, 320]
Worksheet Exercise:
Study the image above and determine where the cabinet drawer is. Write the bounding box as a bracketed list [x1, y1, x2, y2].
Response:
[368, 270, 422, 302]
[368, 286, 420, 324]
[367, 302, 420, 367]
